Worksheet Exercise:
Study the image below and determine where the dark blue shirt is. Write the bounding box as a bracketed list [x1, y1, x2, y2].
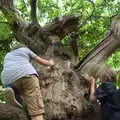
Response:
[96, 81, 120, 120]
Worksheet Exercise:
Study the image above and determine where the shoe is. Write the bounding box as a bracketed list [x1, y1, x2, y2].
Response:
[3, 88, 23, 108]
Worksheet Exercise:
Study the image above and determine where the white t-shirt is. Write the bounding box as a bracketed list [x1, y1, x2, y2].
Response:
[1, 47, 38, 86]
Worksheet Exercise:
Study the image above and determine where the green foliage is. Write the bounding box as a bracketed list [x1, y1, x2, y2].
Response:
[96, 0, 104, 5]
[107, 50, 120, 71]
[0, 89, 4, 102]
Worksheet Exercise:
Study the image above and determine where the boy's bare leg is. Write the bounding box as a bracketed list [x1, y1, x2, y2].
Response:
[31, 115, 44, 120]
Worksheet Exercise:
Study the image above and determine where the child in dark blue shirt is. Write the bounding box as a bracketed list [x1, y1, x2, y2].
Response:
[88, 67, 120, 120]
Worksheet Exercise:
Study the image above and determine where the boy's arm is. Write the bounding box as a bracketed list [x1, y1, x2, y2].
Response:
[34, 56, 55, 66]
[81, 74, 97, 101]
[26, 47, 55, 66]
[89, 77, 97, 101]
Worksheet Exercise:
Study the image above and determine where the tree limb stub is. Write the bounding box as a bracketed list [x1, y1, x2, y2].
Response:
[45, 15, 80, 40]
[69, 32, 79, 57]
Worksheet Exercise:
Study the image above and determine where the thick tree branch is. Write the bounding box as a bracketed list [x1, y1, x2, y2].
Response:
[30, 0, 38, 24]
[45, 15, 80, 40]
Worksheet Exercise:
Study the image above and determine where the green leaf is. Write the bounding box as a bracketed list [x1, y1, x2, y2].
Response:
[96, 0, 104, 4]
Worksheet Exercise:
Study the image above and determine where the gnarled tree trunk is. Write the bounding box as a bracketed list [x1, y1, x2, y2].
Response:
[0, 1, 120, 120]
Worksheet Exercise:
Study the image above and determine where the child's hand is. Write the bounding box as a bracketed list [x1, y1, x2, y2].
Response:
[89, 76, 95, 84]
[48, 59, 55, 66]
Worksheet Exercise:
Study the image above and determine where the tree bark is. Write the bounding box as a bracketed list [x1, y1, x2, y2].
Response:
[0, 2, 120, 120]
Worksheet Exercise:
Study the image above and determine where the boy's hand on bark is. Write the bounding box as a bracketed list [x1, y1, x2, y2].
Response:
[89, 76, 95, 84]
[48, 59, 55, 66]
